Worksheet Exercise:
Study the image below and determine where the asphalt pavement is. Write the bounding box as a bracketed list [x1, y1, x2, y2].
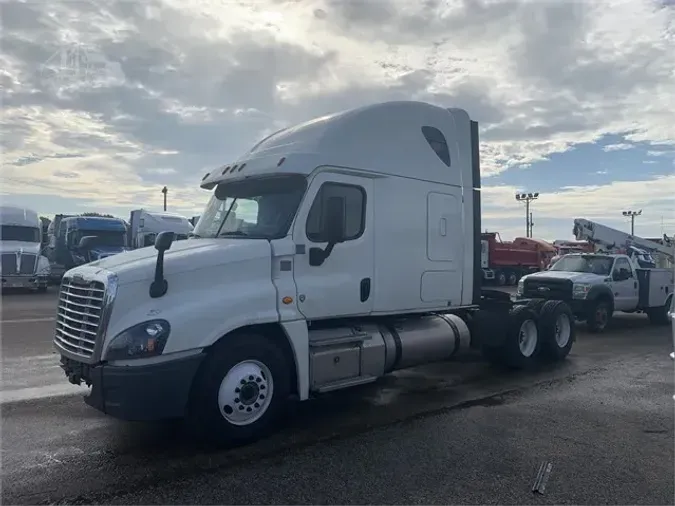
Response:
[1, 288, 673, 505]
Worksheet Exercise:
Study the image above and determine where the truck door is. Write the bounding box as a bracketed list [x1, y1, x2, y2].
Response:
[292, 172, 374, 319]
[610, 257, 639, 310]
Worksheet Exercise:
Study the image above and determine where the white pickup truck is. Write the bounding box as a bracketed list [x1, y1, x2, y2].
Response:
[517, 253, 674, 332]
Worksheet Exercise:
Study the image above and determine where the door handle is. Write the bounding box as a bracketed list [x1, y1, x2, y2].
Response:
[360, 278, 371, 302]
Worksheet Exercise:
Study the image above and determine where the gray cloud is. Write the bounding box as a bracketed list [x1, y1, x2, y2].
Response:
[1, 0, 674, 222]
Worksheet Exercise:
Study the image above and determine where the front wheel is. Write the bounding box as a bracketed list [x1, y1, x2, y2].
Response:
[187, 334, 292, 448]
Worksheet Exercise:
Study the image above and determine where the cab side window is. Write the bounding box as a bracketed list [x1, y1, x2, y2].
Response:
[613, 258, 633, 278]
[306, 182, 366, 242]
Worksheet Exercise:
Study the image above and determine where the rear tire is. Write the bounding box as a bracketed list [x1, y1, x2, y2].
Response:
[507, 272, 518, 286]
[526, 299, 546, 313]
[647, 296, 671, 325]
[482, 306, 540, 369]
[538, 300, 575, 362]
[186, 333, 292, 448]
[586, 298, 611, 333]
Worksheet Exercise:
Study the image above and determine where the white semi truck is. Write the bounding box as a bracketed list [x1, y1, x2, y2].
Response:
[0, 206, 51, 292]
[127, 209, 194, 249]
[54, 101, 577, 446]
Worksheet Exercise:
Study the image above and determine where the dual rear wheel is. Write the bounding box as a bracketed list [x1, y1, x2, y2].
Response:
[483, 300, 575, 369]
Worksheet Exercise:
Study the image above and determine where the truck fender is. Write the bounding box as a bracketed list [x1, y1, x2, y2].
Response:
[586, 284, 614, 310]
[205, 320, 309, 402]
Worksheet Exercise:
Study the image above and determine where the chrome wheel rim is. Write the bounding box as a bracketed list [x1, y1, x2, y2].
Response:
[218, 360, 273, 426]
[555, 313, 572, 348]
[518, 319, 538, 357]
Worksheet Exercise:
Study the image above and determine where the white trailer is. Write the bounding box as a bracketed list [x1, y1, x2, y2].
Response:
[54, 101, 577, 447]
[0, 206, 50, 292]
[128, 209, 194, 249]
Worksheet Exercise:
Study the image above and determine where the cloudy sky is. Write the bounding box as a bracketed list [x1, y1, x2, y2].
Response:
[1, 0, 674, 241]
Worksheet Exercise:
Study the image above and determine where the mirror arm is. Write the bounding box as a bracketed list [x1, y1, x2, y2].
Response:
[309, 241, 336, 267]
[149, 249, 168, 298]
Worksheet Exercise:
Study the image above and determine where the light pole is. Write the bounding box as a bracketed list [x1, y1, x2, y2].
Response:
[515, 192, 539, 238]
[161, 186, 168, 211]
[622, 209, 641, 235]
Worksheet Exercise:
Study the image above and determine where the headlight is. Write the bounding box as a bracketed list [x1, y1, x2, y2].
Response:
[516, 278, 525, 296]
[573, 283, 592, 299]
[37, 256, 50, 275]
[105, 319, 171, 361]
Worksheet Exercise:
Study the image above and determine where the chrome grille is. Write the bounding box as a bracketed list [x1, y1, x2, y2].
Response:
[1, 253, 16, 275]
[19, 254, 37, 274]
[54, 277, 106, 359]
[523, 278, 573, 300]
[1, 253, 38, 275]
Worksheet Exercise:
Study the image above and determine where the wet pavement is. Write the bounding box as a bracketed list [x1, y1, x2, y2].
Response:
[2, 289, 673, 505]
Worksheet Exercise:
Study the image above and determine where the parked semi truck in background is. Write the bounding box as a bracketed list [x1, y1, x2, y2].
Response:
[55, 101, 577, 447]
[128, 209, 194, 249]
[481, 232, 556, 285]
[0, 206, 51, 292]
[47, 214, 128, 281]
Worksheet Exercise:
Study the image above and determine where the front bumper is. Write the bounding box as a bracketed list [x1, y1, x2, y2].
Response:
[1, 274, 49, 289]
[60, 354, 205, 421]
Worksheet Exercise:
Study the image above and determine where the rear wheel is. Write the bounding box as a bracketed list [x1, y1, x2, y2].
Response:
[538, 300, 575, 362]
[496, 271, 507, 286]
[507, 272, 518, 286]
[187, 333, 292, 448]
[526, 299, 546, 313]
[647, 296, 672, 325]
[586, 298, 611, 333]
[482, 306, 540, 369]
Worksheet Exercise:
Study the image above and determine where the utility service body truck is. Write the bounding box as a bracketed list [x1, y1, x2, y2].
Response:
[0, 206, 51, 292]
[517, 218, 674, 332]
[54, 101, 577, 446]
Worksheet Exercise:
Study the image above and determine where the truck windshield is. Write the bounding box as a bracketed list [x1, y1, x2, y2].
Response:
[550, 255, 614, 276]
[193, 174, 307, 239]
[77, 230, 126, 247]
[0, 225, 40, 242]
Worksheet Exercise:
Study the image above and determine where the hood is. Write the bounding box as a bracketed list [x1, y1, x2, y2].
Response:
[84, 238, 271, 284]
[0, 241, 41, 256]
[526, 270, 607, 284]
[88, 245, 128, 261]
